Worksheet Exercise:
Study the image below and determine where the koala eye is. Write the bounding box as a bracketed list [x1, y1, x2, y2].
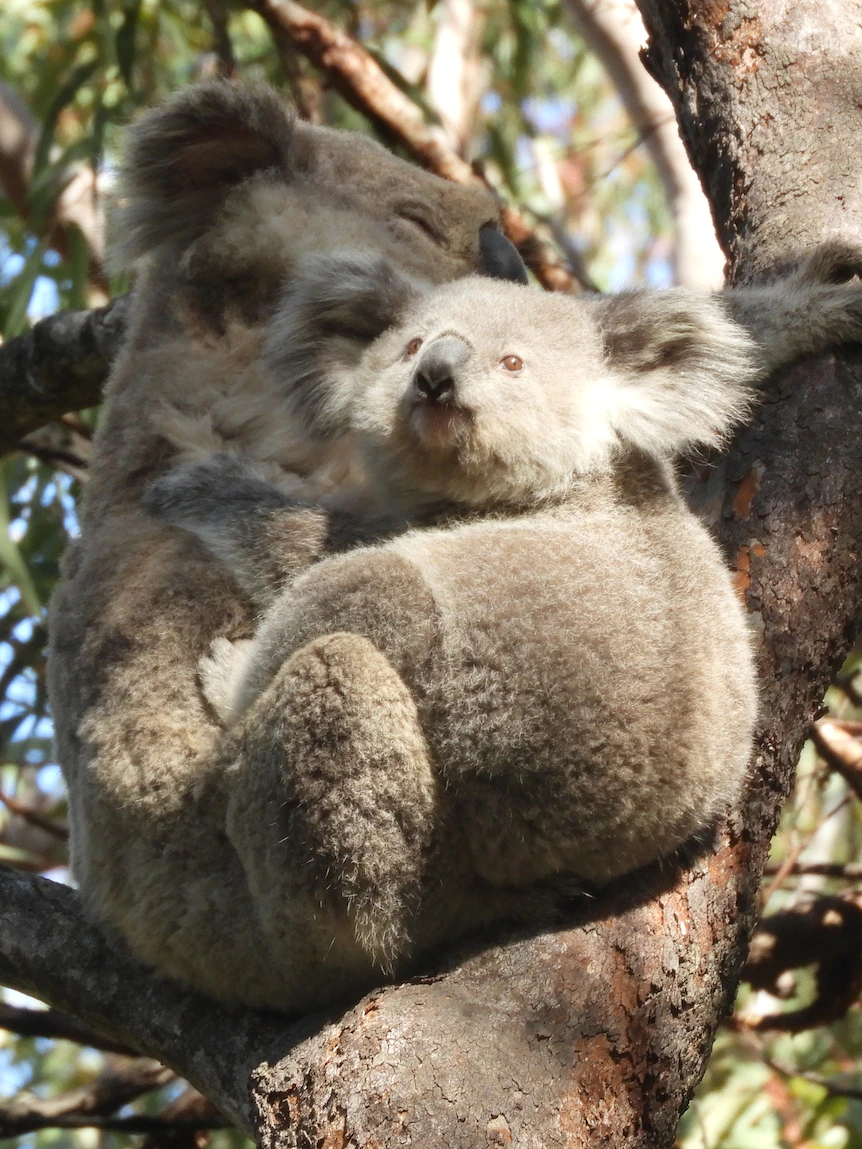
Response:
[398, 210, 445, 246]
[500, 354, 524, 373]
[406, 337, 423, 357]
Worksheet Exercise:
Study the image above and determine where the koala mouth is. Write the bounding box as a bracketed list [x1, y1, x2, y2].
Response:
[409, 399, 471, 450]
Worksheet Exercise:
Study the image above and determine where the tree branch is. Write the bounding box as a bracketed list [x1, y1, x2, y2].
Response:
[0, 1058, 174, 1138]
[244, 0, 582, 292]
[0, 1002, 135, 1054]
[741, 897, 862, 1032]
[0, 865, 296, 1134]
[0, 295, 129, 457]
[563, 0, 725, 288]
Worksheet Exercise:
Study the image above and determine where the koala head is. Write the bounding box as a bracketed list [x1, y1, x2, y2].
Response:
[265, 257, 758, 509]
[113, 82, 526, 328]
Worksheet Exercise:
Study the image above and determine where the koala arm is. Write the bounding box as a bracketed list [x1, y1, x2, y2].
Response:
[144, 454, 400, 609]
[720, 241, 862, 376]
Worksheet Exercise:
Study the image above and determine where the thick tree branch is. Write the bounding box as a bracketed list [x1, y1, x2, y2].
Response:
[0, 865, 296, 1134]
[635, 0, 862, 276]
[0, 296, 129, 457]
[244, 0, 582, 292]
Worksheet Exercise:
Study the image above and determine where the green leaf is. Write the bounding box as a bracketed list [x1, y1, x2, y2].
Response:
[31, 58, 100, 185]
[2, 237, 47, 340]
[0, 466, 43, 618]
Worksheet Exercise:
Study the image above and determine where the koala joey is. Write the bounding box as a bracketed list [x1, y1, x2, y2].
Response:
[145, 243, 862, 1011]
[47, 81, 529, 1015]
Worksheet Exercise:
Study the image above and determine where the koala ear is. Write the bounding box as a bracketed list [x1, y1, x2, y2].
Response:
[590, 289, 758, 456]
[112, 81, 305, 266]
[264, 254, 422, 439]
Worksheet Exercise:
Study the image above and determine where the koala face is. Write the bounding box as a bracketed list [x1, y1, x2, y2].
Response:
[353, 279, 614, 507]
[113, 83, 526, 328]
[263, 254, 758, 512]
[350, 275, 758, 508]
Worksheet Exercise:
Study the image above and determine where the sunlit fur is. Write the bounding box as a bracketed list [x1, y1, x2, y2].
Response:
[50, 77, 862, 1015]
[143, 243, 862, 1007]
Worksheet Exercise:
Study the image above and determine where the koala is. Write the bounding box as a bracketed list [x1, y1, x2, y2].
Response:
[144, 246, 862, 1008]
[46, 81, 529, 1014]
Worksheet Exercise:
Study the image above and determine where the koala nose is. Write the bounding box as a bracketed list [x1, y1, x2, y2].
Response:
[478, 224, 529, 285]
[413, 337, 470, 403]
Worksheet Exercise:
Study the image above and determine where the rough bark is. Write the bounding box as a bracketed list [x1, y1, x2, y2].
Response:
[0, 295, 128, 457]
[0, 865, 291, 1135]
[636, 0, 862, 277]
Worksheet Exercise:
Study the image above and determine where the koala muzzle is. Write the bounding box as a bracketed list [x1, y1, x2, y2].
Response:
[413, 337, 471, 403]
[479, 224, 529, 285]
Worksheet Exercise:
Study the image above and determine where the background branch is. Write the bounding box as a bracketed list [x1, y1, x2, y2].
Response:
[0, 1001, 135, 1054]
[0, 295, 128, 457]
[244, 0, 584, 292]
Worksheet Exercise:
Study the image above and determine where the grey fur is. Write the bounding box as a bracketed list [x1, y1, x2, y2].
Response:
[48, 82, 529, 1014]
[145, 252, 862, 998]
[49, 78, 862, 1015]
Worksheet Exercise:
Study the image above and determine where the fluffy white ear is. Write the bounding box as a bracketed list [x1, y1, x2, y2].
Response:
[590, 289, 758, 456]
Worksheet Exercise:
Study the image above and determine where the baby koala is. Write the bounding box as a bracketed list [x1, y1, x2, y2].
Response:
[147, 257, 775, 982]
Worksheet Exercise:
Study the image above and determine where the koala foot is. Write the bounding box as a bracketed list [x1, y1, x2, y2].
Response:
[199, 636, 256, 727]
[225, 631, 438, 971]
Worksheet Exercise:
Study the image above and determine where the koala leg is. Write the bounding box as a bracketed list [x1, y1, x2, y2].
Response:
[224, 631, 438, 972]
[198, 636, 256, 727]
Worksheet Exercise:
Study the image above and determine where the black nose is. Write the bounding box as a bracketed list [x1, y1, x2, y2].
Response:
[413, 337, 470, 403]
[415, 365, 454, 402]
[478, 224, 529, 285]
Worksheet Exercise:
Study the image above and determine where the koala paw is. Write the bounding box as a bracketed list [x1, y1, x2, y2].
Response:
[794, 241, 862, 286]
[199, 636, 256, 728]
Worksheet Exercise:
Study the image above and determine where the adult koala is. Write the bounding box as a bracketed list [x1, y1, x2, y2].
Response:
[47, 82, 528, 1013]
